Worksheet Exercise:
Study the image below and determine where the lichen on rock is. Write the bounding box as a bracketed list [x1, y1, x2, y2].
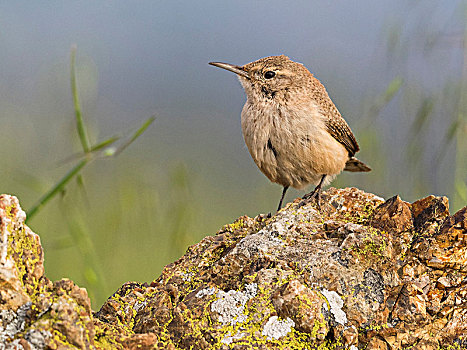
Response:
[94, 188, 467, 349]
[210, 283, 257, 326]
[0, 195, 94, 349]
[261, 316, 295, 341]
[321, 289, 347, 326]
[1, 188, 467, 349]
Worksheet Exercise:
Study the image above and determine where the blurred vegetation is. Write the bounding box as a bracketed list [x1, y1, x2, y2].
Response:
[24, 46, 155, 303]
[1, 3, 466, 308]
[335, 1, 467, 210]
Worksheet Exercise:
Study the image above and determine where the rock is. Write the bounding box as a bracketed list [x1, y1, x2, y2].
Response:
[370, 195, 413, 233]
[1, 188, 466, 349]
[411, 195, 450, 233]
[272, 279, 328, 339]
[0, 195, 94, 349]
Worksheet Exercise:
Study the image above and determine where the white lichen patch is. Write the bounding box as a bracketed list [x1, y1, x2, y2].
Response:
[196, 287, 216, 298]
[0, 302, 31, 345]
[24, 329, 52, 349]
[234, 231, 283, 259]
[211, 283, 257, 325]
[133, 300, 146, 312]
[181, 272, 194, 282]
[262, 316, 295, 340]
[2, 339, 23, 350]
[228, 207, 325, 260]
[244, 283, 257, 298]
[261, 221, 288, 237]
[322, 289, 347, 325]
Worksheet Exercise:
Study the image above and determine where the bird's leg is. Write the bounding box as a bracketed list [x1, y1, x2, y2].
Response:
[277, 186, 289, 211]
[299, 175, 326, 209]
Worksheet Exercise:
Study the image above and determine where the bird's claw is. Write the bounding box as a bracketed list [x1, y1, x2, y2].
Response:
[298, 190, 322, 209]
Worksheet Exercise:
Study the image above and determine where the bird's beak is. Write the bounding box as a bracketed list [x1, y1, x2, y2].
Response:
[209, 62, 250, 79]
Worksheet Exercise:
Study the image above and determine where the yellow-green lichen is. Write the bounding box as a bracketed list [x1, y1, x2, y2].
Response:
[224, 218, 245, 232]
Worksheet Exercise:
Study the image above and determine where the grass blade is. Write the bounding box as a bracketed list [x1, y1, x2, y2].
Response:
[383, 77, 404, 103]
[90, 136, 120, 152]
[112, 116, 156, 156]
[57, 136, 121, 165]
[27, 159, 88, 221]
[436, 119, 459, 163]
[61, 203, 108, 303]
[70, 45, 91, 153]
[369, 77, 404, 116]
[409, 97, 434, 135]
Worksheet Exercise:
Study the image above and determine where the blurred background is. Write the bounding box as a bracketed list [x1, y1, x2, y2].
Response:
[1, 1, 466, 307]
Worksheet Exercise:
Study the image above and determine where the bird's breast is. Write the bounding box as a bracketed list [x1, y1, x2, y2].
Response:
[241, 99, 348, 189]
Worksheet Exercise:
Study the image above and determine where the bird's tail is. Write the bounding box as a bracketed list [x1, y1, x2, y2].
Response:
[344, 157, 371, 172]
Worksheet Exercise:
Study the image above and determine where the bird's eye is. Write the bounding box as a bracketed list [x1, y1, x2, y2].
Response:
[264, 71, 275, 79]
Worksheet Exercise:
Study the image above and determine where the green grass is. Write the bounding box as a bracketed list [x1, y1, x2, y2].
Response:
[23, 46, 156, 304]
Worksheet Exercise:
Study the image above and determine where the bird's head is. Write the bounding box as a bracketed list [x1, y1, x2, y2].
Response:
[210, 55, 313, 101]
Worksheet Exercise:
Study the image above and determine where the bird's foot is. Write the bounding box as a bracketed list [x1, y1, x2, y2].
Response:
[298, 175, 326, 210]
[298, 188, 322, 209]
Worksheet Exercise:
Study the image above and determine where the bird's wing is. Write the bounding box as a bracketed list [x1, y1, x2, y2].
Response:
[325, 116, 360, 157]
[309, 76, 360, 156]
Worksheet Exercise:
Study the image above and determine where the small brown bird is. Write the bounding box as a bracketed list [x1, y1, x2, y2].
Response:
[209, 55, 370, 211]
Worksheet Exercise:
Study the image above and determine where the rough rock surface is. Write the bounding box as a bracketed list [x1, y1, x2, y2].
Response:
[0, 194, 94, 349]
[1, 189, 466, 349]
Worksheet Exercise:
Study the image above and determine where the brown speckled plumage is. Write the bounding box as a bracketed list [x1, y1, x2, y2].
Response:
[210, 55, 370, 210]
